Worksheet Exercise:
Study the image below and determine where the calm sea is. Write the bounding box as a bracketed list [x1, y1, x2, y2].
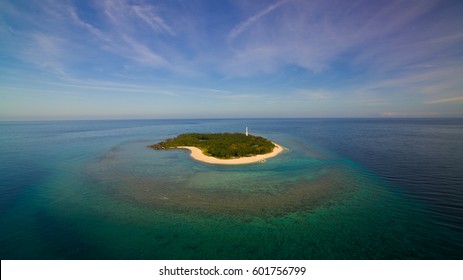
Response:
[0, 118, 462, 259]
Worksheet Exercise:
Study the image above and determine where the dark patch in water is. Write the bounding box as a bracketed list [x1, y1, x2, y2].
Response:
[33, 209, 108, 259]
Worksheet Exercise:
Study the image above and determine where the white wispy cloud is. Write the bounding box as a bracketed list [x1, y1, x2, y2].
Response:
[67, 6, 109, 42]
[98, 0, 175, 67]
[294, 89, 333, 101]
[228, 0, 289, 41]
[118, 35, 170, 67]
[3, 0, 178, 76]
[21, 33, 72, 77]
[131, 5, 176, 36]
[379, 112, 442, 117]
[222, 0, 460, 77]
[426, 96, 463, 104]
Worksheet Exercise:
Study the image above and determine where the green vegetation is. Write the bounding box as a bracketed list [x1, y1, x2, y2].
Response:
[150, 133, 275, 159]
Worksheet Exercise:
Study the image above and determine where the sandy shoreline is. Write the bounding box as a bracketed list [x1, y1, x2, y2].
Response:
[177, 143, 284, 165]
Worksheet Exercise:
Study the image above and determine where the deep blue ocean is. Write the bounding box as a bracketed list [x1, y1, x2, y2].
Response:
[0, 118, 462, 259]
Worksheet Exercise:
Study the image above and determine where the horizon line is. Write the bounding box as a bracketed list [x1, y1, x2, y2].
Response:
[1, 116, 463, 122]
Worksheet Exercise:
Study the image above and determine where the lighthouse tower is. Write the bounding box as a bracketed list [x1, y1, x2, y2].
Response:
[245, 127, 249, 136]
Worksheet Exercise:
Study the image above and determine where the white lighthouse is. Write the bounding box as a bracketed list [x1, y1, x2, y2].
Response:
[245, 127, 249, 136]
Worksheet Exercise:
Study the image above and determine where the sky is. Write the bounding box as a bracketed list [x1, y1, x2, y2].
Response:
[1, 0, 463, 120]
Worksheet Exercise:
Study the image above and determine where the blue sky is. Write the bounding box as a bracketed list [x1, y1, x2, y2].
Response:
[1, 0, 462, 120]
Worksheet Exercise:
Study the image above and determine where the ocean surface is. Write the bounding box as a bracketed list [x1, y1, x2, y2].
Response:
[0, 118, 462, 259]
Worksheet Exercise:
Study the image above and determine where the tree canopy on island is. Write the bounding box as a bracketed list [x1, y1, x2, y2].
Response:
[150, 133, 275, 159]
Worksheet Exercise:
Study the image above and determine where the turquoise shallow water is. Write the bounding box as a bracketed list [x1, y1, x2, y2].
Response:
[0, 119, 462, 259]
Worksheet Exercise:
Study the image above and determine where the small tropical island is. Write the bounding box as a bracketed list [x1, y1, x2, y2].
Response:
[149, 132, 283, 165]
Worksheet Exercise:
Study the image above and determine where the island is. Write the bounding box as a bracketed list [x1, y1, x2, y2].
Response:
[149, 133, 283, 165]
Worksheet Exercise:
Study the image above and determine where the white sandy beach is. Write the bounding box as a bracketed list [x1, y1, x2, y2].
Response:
[177, 143, 284, 165]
